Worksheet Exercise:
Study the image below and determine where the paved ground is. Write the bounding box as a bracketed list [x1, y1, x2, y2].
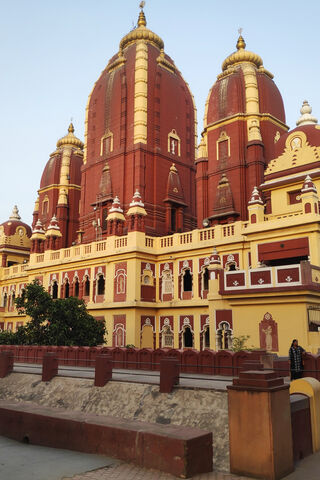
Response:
[2, 434, 320, 480]
[61, 452, 320, 480]
[0, 436, 117, 480]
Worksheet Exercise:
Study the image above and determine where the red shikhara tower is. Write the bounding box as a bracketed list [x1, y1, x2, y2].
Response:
[32, 124, 84, 248]
[78, 7, 197, 242]
[31, 11, 290, 248]
[196, 33, 288, 227]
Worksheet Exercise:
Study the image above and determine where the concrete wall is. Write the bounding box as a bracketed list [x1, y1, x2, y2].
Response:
[0, 373, 229, 471]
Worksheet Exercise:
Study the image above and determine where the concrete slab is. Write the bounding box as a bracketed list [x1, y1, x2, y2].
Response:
[0, 435, 118, 480]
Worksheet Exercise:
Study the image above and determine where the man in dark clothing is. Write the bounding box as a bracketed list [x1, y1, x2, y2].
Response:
[289, 339, 305, 381]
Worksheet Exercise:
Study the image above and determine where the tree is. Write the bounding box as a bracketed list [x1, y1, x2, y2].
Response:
[46, 296, 105, 346]
[15, 280, 52, 344]
[13, 280, 106, 346]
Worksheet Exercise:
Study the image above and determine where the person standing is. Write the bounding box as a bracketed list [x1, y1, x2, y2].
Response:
[289, 339, 305, 380]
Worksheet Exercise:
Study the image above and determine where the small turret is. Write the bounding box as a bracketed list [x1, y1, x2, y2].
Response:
[301, 175, 319, 215]
[126, 190, 147, 232]
[45, 215, 62, 250]
[106, 196, 126, 236]
[248, 186, 264, 224]
[30, 219, 46, 253]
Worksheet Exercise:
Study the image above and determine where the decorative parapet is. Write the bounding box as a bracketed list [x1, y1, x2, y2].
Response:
[221, 262, 319, 294]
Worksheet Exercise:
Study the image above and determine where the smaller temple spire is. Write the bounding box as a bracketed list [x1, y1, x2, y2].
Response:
[138, 1, 146, 27]
[301, 175, 317, 194]
[9, 205, 21, 221]
[46, 215, 61, 233]
[248, 186, 263, 205]
[109, 196, 124, 214]
[296, 100, 318, 126]
[129, 189, 145, 208]
[32, 219, 45, 235]
[211, 247, 221, 265]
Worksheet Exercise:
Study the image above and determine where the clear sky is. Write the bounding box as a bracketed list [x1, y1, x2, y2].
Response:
[1, 0, 319, 225]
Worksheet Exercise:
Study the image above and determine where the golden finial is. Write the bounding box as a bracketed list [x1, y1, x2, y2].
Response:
[236, 28, 246, 50]
[138, 1, 146, 27]
[68, 122, 75, 133]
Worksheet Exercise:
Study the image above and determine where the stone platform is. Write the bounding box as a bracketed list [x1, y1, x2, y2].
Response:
[0, 400, 212, 478]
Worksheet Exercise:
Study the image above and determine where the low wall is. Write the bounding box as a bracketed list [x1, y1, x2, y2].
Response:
[0, 345, 289, 376]
[0, 372, 230, 472]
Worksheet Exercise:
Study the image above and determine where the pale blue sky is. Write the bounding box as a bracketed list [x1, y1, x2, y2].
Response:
[1, 0, 319, 225]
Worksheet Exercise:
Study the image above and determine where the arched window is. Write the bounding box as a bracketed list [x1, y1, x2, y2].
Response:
[203, 267, 209, 291]
[217, 322, 232, 350]
[97, 274, 105, 295]
[204, 326, 210, 349]
[114, 324, 125, 347]
[161, 269, 173, 299]
[64, 279, 70, 299]
[3, 293, 7, 308]
[42, 196, 49, 215]
[183, 325, 193, 348]
[74, 278, 79, 297]
[84, 276, 90, 296]
[171, 207, 176, 232]
[116, 270, 126, 294]
[183, 269, 192, 292]
[52, 281, 58, 299]
[161, 325, 174, 348]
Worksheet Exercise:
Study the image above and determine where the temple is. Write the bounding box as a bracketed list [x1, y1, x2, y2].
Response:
[1, 6, 320, 355]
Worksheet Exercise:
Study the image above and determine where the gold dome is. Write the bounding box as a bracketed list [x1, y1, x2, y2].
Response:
[56, 123, 84, 149]
[119, 6, 164, 52]
[222, 34, 263, 72]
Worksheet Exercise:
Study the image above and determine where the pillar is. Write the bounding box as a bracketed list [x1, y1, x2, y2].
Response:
[227, 369, 294, 479]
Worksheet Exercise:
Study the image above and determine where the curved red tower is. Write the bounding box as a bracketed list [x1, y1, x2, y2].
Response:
[196, 34, 288, 227]
[32, 124, 84, 247]
[79, 6, 197, 241]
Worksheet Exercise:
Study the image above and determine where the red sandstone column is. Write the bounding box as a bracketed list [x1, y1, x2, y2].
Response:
[227, 370, 294, 480]
[0, 351, 14, 378]
[94, 354, 113, 386]
[42, 353, 58, 382]
[159, 357, 180, 393]
[1, 254, 7, 267]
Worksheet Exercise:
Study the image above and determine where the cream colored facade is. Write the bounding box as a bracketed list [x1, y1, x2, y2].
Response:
[2, 184, 320, 355]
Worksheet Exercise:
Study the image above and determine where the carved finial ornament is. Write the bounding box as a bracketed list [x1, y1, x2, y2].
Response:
[9, 205, 21, 221]
[296, 100, 318, 126]
[236, 28, 246, 50]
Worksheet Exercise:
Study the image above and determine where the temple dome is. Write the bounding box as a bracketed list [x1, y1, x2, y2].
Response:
[0, 206, 32, 237]
[40, 123, 83, 189]
[56, 123, 84, 149]
[205, 34, 286, 127]
[221, 34, 263, 72]
[119, 7, 164, 52]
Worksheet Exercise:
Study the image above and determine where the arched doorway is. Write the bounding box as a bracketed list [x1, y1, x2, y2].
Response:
[183, 325, 193, 348]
